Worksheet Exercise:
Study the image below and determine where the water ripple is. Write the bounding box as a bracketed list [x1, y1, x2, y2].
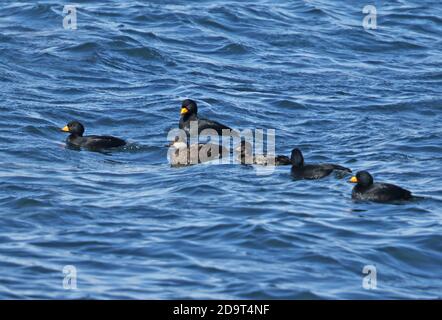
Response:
[0, 0, 441, 299]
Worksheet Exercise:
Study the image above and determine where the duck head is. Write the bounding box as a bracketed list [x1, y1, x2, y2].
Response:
[61, 121, 85, 136]
[349, 171, 374, 187]
[180, 99, 198, 118]
[290, 148, 304, 167]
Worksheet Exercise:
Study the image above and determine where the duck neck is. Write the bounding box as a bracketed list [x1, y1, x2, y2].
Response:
[292, 161, 303, 168]
[182, 113, 197, 122]
[69, 133, 83, 140]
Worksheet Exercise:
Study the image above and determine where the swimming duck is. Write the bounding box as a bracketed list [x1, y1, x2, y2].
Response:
[290, 148, 351, 179]
[168, 137, 229, 167]
[349, 171, 412, 202]
[60, 121, 126, 150]
[235, 141, 292, 166]
[179, 99, 234, 136]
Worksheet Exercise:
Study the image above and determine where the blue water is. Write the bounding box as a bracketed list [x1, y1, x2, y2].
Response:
[0, 0, 441, 299]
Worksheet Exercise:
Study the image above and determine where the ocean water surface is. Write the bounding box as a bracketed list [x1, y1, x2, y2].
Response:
[0, 0, 441, 299]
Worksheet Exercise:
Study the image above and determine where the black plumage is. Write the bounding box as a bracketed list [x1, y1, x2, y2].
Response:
[349, 171, 412, 202]
[290, 148, 351, 179]
[61, 121, 126, 150]
[179, 99, 234, 136]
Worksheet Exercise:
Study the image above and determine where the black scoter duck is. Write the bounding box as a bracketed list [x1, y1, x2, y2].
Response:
[235, 141, 292, 166]
[61, 121, 126, 150]
[168, 137, 228, 167]
[290, 148, 351, 180]
[349, 171, 412, 202]
[179, 99, 235, 136]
